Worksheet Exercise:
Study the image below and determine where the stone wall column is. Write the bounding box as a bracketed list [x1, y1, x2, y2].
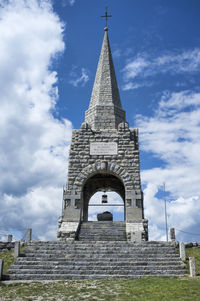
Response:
[0, 259, 3, 281]
[14, 241, 20, 258]
[27, 228, 32, 243]
[189, 257, 196, 277]
[170, 228, 175, 242]
[7, 235, 13, 242]
[179, 242, 186, 261]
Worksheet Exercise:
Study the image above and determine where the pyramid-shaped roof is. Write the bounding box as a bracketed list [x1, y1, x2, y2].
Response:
[85, 28, 126, 130]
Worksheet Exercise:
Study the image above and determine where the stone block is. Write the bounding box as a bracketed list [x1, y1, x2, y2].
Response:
[179, 242, 186, 261]
[126, 207, 143, 221]
[27, 228, 32, 243]
[170, 228, 176, 242]
[126, 222, 144, 234]
[131, 231, 142, 243]
[0, 259, 3, 281]
[189, 257, 196, 277]
[7, 235, 13, 242]
[14, 241, 20, 258]
[59, 222, 79, 233]
[63, 208, 81, 222]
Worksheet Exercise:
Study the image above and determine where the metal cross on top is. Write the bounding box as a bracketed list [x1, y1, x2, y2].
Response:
[101, 7, 112, 28]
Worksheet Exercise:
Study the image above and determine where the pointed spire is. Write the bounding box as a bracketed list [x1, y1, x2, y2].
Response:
[85, 28, 126, 130]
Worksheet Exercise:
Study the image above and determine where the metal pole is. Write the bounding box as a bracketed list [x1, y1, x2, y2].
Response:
[163, 182, 168, 241]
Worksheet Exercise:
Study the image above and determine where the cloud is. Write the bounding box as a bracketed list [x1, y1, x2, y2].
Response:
[136, 90, 200, 241]
[69, 0, 75, 6]
[69, 67, 89, 87]
[122, 49, 200, 90]
[62, 0, 75, 6]
[0, 0, 72, 241]
[122, 81, 153, 91]
[113, 48, 122, 58]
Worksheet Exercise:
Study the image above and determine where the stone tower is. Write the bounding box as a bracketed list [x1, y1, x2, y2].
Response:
[57, 27, 148, 242]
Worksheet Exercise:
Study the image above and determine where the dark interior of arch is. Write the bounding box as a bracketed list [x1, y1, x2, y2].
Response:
[82, 173, 125, 221]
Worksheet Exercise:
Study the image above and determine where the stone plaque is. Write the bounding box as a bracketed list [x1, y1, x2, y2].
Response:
[90, 142, 118, 155]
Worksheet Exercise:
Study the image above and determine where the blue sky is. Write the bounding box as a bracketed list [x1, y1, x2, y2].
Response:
[0, 0, 200, 242]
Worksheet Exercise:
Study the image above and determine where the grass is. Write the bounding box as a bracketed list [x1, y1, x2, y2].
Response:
[0, 249, 15, 274]
[185, 247, 200, 275]
[0, 277, 200, 301]
[0, 246, 26, 274]
[0, 246, 200, 300]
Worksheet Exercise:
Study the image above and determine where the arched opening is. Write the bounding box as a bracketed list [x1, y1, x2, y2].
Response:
[82, 172, 125, 222]
[88, 191, 124, 221]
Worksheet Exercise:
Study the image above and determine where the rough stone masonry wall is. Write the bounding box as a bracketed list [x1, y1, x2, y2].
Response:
[66, 122, 142, 204]
[58, 121, 148, 241]
[85, 105, 126, 130]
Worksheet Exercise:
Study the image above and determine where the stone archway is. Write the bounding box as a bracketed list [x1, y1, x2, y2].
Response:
[73, 161, 134, 193]
[82, 172, 125, 221]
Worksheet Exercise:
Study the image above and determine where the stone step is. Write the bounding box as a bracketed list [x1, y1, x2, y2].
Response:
[78, 221, 127, 241]
[23, 251, 177, 256]
[25, 244, 176, 249]
[80, 221, 125, 226]
[7, 238, 185, 280]
[78, 231, 126, 235]
[9, 265, 185, 275]
[16, 257, 182, 263]
[25, 244, 176, 250]
[8, 270, 186, 281]
[79, 229, 126, 232]
[79, 227, 126, 231]
[23, 247, 178, 253]
[19, 257, 180, 263]
[79, 234, 127, 241]
[26, 241, 173, 247]
[78, 234, 126, 237]
[25, 250, 178, 258]
[8, 268, 185, 276]
[22, 248, 179, 254]
[24, 245, 177, 250]
[9, 263, 185, 270]
[26, 244, 166, 248]
[22, 252, 178, 258]
[80, 224, 125, 227]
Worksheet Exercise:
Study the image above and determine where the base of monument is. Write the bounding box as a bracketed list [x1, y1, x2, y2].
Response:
[57, 221, 80, 241]
[57, 218, 148, 242]
[126, 219, 148, 242]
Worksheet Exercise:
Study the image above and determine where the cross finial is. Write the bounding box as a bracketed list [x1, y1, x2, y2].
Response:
[101, 7, 112, 30]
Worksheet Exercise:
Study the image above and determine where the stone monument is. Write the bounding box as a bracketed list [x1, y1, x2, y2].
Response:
[57, 25, 148, 242]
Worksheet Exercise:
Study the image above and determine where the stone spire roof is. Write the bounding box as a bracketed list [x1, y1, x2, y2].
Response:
[85, 28, 126, 130]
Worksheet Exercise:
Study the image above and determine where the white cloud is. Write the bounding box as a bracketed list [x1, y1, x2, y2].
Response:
[62, 0, 75, 7]
[122, 82, 143, 91]
[123, 56, 150, 81]
[136, 90, 200, 241]
[122, 49, 200, 90]
[113, 48, 122, 58]
[0, 0, 72, 241]
[69, 67, 89, 87]
[122, 81, 153, 91]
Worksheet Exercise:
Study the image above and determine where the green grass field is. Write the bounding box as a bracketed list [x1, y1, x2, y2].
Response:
[185, 247, 200, 274]
[0, 246, 200, 301]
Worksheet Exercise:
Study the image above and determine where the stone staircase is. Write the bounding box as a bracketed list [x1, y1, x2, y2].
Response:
[7, 222, 186, 280]
[7, 241, 186, 280]
[78, 221, 127, 241]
